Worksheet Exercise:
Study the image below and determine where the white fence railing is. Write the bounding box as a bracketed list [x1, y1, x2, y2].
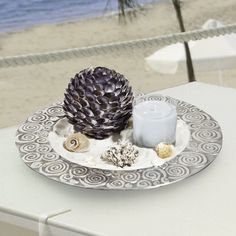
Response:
[0, 23, 236, 68]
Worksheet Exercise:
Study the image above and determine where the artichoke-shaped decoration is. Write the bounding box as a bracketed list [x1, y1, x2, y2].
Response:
[63, 67, 133, 139]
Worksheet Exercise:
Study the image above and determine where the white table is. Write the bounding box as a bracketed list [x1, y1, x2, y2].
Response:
[1, 82, 236, 236]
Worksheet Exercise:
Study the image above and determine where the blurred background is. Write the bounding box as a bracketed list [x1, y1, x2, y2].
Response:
[0, 0, 236, 128]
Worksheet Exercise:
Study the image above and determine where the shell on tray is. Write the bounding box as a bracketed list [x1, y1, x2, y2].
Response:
[101, 140, 139, 168]
[64, 133, 90, 153]
[155, 142, 174, 159]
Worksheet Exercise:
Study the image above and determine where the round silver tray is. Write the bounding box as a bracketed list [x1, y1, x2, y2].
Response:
[15, 95, 223, 190]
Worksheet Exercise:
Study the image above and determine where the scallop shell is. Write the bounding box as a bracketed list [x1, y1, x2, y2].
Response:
[155, 142, 174, 159]
[64, 133, 90, 153]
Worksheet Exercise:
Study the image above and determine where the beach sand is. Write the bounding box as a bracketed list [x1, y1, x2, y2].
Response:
[0, 0, 236, 128]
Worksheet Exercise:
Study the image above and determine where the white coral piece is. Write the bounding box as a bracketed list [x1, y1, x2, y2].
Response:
[101, 140, 139, 168]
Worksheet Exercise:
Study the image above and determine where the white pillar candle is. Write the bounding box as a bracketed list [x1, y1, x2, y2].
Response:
[133, 101, 177, 148]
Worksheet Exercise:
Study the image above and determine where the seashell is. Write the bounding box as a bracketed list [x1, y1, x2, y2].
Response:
[155, 142, 174, 159]
[101, 140, 138, 168]
[53, 118, 74, 137]
[64, 133, 90, 153]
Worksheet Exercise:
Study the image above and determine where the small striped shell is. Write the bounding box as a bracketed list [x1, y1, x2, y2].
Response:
[64, 133, 90, 153]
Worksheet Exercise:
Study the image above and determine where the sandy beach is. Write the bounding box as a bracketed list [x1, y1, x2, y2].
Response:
[0, 0, 236, 128]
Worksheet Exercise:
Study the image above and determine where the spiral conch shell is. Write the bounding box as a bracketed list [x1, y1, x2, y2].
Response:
[64, 133, 90, 153]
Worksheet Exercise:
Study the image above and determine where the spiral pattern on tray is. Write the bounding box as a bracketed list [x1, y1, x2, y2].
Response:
[177, 106, 189, 115]
[199, 142, 222, 154]
[182, 112, 210, 123]
[82, 173, 108, 186]
[165, 165, 190, 179]
[201, 120, 219, 129]
[193, 129, 222, 142]
[59, 173, 73, 183]
[42, 153, 60, 161]
[46, 106, 65, 117]
[70, 166, 89, 177]
[37, 144, 52, 154]
[18, 123, 41, 133]
[120, 172, 141, 183]
[36, 137, 48, 144]
[40, 161, 69, 176]
[15, 95, 222, 189]
[43, 120, 55, 127]
[146, 95, 166, 102]
[22, 153, 41, 162]
[17, 133, 37, 142]
[28, 113, 48, 123]
[188, 122, 202, 130]
[20, 143, 39, 153]
[107, 180, 125, 188]
[177, 152, 207, 167]
[136, 180, 152, 188]
[142, 169, 162, 181]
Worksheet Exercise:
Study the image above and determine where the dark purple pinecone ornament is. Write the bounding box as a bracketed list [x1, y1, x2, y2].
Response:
[63, 67, 134, 139]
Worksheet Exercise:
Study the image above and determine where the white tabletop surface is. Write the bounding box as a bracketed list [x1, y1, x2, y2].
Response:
[0, 82, 236, 236]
